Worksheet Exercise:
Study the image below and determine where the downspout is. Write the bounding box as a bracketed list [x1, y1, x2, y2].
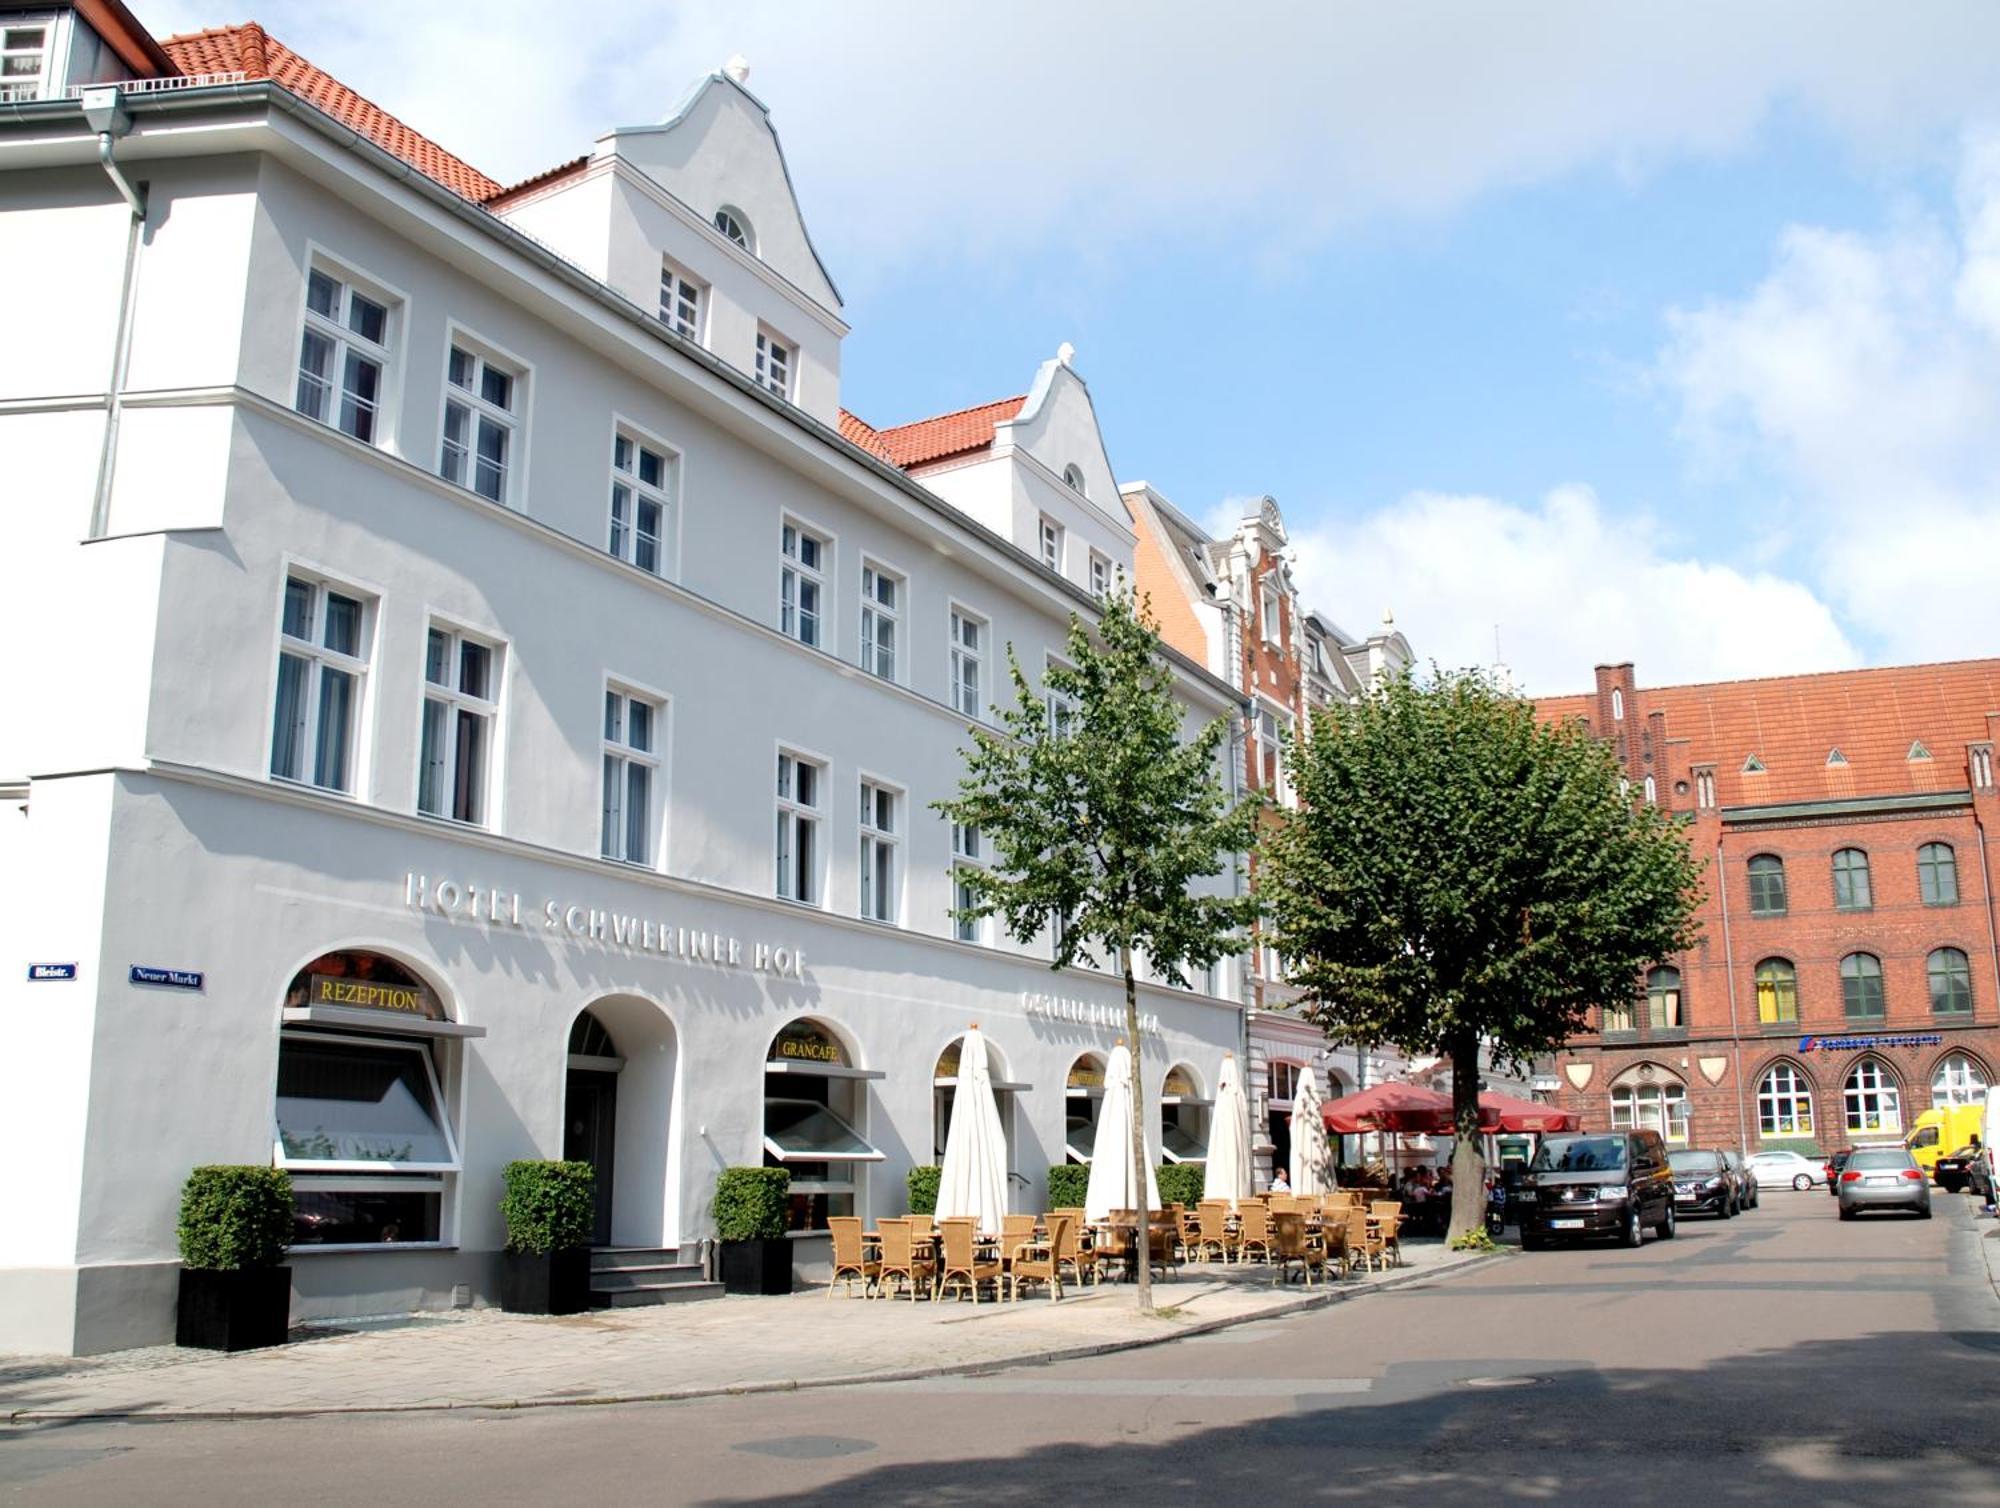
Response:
[82, 86, 147, 540]
[1716, 835, 1751, 1152]
[1973, 803, 2000, 1013]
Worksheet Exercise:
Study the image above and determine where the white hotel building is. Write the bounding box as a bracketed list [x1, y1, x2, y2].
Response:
[0, 3, 1282, 1354]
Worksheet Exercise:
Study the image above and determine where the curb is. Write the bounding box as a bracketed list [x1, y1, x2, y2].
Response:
[3, 1250, 1503, 1425]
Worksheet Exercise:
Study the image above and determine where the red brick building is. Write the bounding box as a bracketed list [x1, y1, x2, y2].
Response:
[1539, 659, 2000, 1156]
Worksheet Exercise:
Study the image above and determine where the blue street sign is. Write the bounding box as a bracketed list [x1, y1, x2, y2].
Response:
[129, 965, 204, 991]
[27, 963, 78, 981]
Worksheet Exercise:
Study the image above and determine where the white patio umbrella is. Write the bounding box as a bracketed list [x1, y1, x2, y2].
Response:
[1289, 1066, 1330, 1196]
[934, 1025, 1010, 1237]
[1084, 1041, 1161, 1223]
[1205, 1052, 1253, 1208]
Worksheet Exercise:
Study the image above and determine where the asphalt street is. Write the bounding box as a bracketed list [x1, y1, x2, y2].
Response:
[6, 1190, 1999, 1505]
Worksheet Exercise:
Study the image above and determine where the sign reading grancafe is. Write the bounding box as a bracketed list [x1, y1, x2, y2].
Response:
[404, 873, 806, 979]
[1023, 990, 1161, 1037]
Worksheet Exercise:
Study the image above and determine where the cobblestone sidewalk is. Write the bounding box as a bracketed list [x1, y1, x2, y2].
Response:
[0, 1240, 1491, 1421]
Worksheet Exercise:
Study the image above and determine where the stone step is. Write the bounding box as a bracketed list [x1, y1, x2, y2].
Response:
[593, 1280, 724, 1308]
[590, 1246, 685, 1272]
[590, 1262, 709, 1293]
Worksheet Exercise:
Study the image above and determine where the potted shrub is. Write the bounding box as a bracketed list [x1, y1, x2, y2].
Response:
[499, 1160, 595, 1315]
[175, 1166, 295, 1351]
[1157, 1161, 1205, 1209]
[1046, 1163, 1089, 1209]
[906, 1164, 941, 1217]
[715, 1167, 792, 1295]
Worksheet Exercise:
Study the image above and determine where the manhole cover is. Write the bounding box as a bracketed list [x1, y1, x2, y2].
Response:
[734, 1436, 877, 1460]
[1459, 1375, 1549, 1389]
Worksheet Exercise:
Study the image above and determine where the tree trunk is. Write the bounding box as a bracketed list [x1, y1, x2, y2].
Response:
[1447, 1029, 1485, 1243]
[1121, 946, 1154, 1314]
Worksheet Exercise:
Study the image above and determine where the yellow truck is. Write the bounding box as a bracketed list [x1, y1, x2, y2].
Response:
[1905, 1105, 1985, 1188]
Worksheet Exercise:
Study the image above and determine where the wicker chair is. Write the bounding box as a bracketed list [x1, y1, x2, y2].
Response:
[1054, 1210, 1099, 1287]
[1194, 1200, 1234, 1262]
[1319, 1211, 1352, 1278]
[1345, 1208, 1383, 1273]
[936, 1217, 1002, 1303]
[1009, 1212, 1068, 1301]
[1271, 1211, 1325, 1286]
[1368, 1201, 1404, 1267]
[826, 1216, 879, 1299]
[1237, 1202, 1274, 1264]
[877, 1218, 937, 1300]
[1146, 1213, 1180, 1279]
[1000, 1213, 1038, 1270]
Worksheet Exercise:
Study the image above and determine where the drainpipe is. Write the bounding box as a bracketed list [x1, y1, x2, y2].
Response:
[1973, 803, 2000, 1014]
[81, 86, 147, 540]
[1716, 835, 1751, 1152]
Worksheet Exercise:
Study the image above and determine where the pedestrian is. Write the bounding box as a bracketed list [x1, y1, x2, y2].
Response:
[1269, 1168, 1292, 1195]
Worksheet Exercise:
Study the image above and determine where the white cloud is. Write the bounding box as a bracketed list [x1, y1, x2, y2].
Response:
[135, 1, 2000, 276]
[1658, 129, 2000, 665]
[1287, 486, 1859, 695]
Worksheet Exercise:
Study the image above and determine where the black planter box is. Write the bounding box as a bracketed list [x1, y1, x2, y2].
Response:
[176, 1266, 292, 1352]
[500, 1247, 592, 1315]
[720, 1238, 793, 1295]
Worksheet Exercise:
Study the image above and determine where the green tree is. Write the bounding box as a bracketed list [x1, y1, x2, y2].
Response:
[936, 591, 1261, 1311]
[1262, 668, 1703, 1240]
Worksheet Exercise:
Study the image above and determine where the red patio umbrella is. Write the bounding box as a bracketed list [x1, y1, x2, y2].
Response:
[1477, 1090, 1580, 1134]
[1320, 1081, 1455, 1135]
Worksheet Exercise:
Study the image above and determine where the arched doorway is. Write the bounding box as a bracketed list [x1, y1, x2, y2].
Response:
[932, 1033, 1025, 1183]
[564, 997, 679, 1248]
[1065, 1052, 1107, 1163]
[1264, 1058, 1306, 1178]
[1160, 1062, 1211, 1164]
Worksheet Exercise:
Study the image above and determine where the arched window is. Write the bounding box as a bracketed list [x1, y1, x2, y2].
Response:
[1267, 1060, 1304, 1104]
[1932, 1052, 1988, 1107]
[1610, 688, 1624, 721]
[712, 205, 753, 251]
[1065, 1052, 1106, 1164]
[1748, 854, 1787, 917]
[1918, 843, 1959, 907]
[1610, 1081, 1689, 1143]
[1061, 463, 1086, 495]
[1646, 966, 1683, 1029]
[1843, 1059, 1901, 1134]
[1840, 953, 1885, 1020]
[1832, 848, 1872, 911]
[1755, 958, 1798, 1024]
[1160, 1063, 1210, 1163]
[1929, 948, 1973, 1015]
[763, 1018, 880, 1232]
[1757, 1063, 1813, 1136]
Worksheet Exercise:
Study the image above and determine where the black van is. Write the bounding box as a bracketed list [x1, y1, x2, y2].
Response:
[1517, 1129, 1676, 1249]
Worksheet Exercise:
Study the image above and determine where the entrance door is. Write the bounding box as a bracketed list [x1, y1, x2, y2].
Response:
[564, 1070, 618, 1246]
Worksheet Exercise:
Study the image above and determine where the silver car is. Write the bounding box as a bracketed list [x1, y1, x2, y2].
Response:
[1747, 1149, 1825, 1190]
[1835, 1146, 1933, 1219]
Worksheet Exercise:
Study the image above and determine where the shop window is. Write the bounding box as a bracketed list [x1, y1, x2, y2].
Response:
[1756, 1063, 1813, 1137]
[1832, 848, 1873, 911]
[1646, 966, 1683, 1029]
[1754, 958, 1798, 1024]
[1747, 854, 1787, 917]
[1918, 843, 1959, 907]
[1932, 1052, 1988, 1107]
[1843, 1058, 1901, 1135]
[1160, 1063, 1210, 1163]
[1610, 1080, 1689, 1144]
[1840, 953, 1885, 1021]
[275, 951, 461, 1248]
[762, 1019, 880, 1234]
[1929, 948, 1973, 1016]
[1064, 1052, 1106, 1164]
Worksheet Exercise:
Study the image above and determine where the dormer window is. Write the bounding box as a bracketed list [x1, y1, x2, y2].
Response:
[1062, 463, 1087, 496]
[0, 21, 50, 102]
[755, 329, 793, 400]
[714, 206, 754, 253]
[659, 258, 706, 343]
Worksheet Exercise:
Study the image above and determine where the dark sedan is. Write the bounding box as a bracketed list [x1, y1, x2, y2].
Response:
[1668, 1148, 1734, 1217]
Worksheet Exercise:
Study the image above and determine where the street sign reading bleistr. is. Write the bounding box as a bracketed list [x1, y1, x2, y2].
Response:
[27, 963, 79, 981]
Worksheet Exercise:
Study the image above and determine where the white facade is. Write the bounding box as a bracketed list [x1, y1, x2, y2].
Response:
[0, 15, 1248, 1355]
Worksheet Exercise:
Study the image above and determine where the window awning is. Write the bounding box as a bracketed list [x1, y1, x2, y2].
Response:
[283, 1005, 485, 1039]
[1161, 1121, 1209, 1164]
[934, 1077, 1033, 1092]
[274, 1033, 460, 1173]
[1160, 1094, 1214, 1108]
[765, 1060, 886, 1082]
[1065, 1116, 1095, 1165]
[763, 1099, 884, 1163]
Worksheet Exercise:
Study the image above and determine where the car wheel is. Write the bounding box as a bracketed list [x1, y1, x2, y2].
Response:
[1521, 1229, 1546, 1251]
[1721, 1194, 1734, 1219]
[1919, 1205, 1933, 1220]
[1659, 1203, 1676, 1240]
[1793, 1174, 1812, 1191]
[1839, 1205, 1857, 1221]
[1622, 1207, 1643, 1248]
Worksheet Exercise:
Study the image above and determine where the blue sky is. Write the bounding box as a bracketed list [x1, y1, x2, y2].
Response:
[141, 2, 2000, 691]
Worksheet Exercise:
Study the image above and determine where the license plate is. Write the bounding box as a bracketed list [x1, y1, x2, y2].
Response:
[1864, 1176, 1896, 1186]
[1675, 1195, 1696, 1203]
[1551, 1219, 1584, 1230]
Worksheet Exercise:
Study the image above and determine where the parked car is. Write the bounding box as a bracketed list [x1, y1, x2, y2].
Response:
[1722, 1149, 1759, 1210]
[1668, 1148, 1735, 1217]
[1836, 1145, 1933, 1219]
[1517, 1130, 1676, 1249]
[1747, 1149, 1825, 1191]
[1933, 1143, 1982, 1195]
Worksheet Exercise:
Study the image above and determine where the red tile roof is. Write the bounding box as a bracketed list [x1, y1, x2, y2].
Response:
[483, 155, 591, 209]
[1539, 659, 2000, 808]
[873, 396, 1026, 470]
[837, 409, 895, 462]
[159, 24, 502, 203]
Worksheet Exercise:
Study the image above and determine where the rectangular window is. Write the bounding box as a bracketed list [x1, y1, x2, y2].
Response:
[858, 779, 899, 923]
[780, 520, 828, 648]
[755, 329, 793, 399]
[417, 626, 499, 826]
[271, 574, 371, 793]
[1261, 585, 1281, 645]
[1089, 551, 1111, 598]
[860, 563, 900, 681]
[608, 430, 676, 577]
[1694, 767, 1717, 810]
[951, 820, 984, 943]
[297, 266, 391, 444]
[440, 343, 520, 503]
[949, 608, 984, 719]
[0, 23, 50, 101]
[1046, 662, 1078, 737]
[601, 687, 661, 866]
[1602, 1000, 1635, 1034]
[776, 750, 824, 904]
[1039, 516, 1064, 572]
[659, 259, 705, 342]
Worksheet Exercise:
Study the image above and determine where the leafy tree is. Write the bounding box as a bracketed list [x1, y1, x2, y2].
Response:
[1262, 668, 1703, 1239]
[936, 591, 1261, 1310]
